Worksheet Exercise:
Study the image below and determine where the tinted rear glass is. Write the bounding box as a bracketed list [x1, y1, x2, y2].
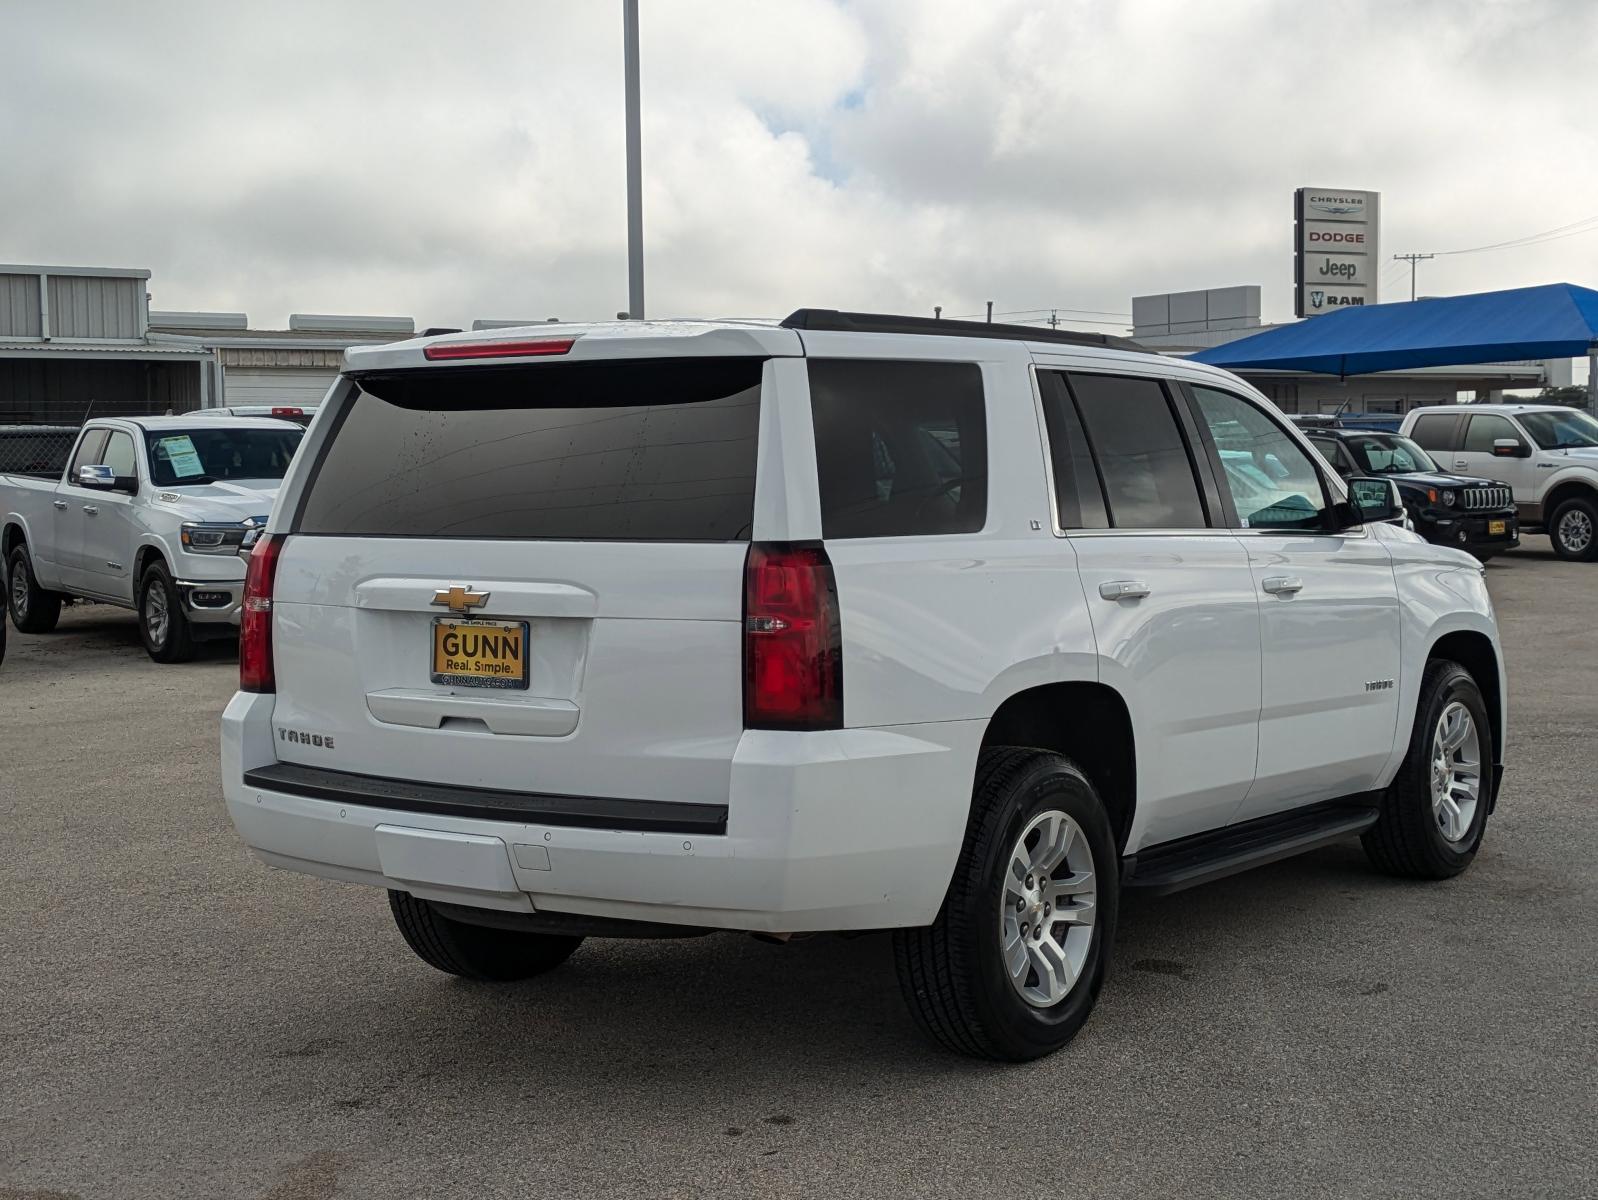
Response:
[1068, 373, 1208, 529]
[1408, 413, 1459, 451]
[295, 358, 763, 541]
[809, 359, 987, 538]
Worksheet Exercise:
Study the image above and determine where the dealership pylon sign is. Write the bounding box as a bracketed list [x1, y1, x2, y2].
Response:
[1295, 187, 1380, 317]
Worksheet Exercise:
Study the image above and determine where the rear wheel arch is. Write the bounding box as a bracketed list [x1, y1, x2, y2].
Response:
[2, 520, 26, 562]
[1427, 630, 1501, 764]
[980, 681, 1136, 852]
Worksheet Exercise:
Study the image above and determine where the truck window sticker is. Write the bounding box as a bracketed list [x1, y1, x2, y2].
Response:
[155, 435, 205, 479]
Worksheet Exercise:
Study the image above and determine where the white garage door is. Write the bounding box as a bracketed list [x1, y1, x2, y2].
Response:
[221, 367, 337, 409]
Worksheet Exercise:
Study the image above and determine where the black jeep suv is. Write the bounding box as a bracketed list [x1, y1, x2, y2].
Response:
[1304, 427, 1519, 559]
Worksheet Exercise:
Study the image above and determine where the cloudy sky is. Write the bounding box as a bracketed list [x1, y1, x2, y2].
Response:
[3, 0, 1595, 332]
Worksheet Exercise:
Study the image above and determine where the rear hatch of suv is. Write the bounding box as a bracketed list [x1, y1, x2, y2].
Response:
[263, 332, 795, 808]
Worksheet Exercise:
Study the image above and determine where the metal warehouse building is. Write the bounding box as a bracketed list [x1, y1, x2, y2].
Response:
[0, 262, 413, 424]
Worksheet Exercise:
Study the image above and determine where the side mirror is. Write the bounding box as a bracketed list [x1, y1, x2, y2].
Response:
[1492, 438, 1531, 458]
[1344, 477, 1403, 526]
[75, 464, 137, 494]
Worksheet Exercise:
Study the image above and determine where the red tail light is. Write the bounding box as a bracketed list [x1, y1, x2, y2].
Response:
[423, 337, 576, 361]
[743, 542, 842, 730]
[240, 534, 284, 693]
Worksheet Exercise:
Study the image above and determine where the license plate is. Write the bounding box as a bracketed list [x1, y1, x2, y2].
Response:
[431, 618, 530, 689]
[1488, 519, 1506, 535]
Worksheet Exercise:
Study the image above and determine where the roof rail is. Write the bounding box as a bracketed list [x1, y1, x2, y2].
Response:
[780, 308, 1141, 352]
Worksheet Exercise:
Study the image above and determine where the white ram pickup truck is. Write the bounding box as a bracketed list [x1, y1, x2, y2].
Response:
[2, 415, 303, 660]
[222, 311, 1507, 1060]
[1403, 403, 1598, 560]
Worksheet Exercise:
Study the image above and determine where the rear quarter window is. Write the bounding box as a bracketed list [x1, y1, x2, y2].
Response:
[294, 358, 763, 542]
[808, 359, 987, 539]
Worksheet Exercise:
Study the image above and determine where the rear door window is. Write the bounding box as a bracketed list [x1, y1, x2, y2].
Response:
[1066, 373, 1208, 529]
[809, 359, 987, 538]
[1409, 413, 1462, 452]
[1036, 370, 1109, 529]
[295, 359, 764, 541]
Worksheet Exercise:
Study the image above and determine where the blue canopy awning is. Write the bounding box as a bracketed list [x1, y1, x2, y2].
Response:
[1190, 282, 1598, 376]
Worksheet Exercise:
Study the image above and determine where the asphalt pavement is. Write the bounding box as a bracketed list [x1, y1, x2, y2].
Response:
[1, 537, 1594, 1199]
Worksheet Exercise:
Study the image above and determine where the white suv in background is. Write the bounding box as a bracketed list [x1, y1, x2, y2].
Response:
[222, 310, 1506, 1061]
[1403, 403, 1598, 560]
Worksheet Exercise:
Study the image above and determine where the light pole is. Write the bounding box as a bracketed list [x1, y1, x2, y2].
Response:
[623, 0, 645, 320]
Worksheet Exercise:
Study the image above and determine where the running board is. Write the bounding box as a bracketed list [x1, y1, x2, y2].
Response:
[1122, 801, 1380, 895]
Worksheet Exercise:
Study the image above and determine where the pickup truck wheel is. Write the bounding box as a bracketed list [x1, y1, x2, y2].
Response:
[1363, 659, 1492, 879]
[892, 747, 1118, 1061]
[138, 562, 197, 663]
[388, 891, 583, 981]
[1548, 496, 1598, 561]
[6, 544, 62, 633]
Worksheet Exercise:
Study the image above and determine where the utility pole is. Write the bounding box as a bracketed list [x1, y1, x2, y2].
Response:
[1393, 252, 1434, 302]
[622, 0, 645, 319]
[934, 306, 942, 320]
[1049, 310, 1059, 330]
[986, 301, 993, 324]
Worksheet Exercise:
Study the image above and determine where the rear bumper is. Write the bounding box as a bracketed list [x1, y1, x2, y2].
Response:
[221, 691, 982, 933]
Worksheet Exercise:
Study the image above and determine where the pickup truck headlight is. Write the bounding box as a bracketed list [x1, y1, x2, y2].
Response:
[181, 522, 250, 555]
[1441, 490, 1458, 507]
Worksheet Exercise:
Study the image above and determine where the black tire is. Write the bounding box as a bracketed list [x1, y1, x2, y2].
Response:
[388, 890, 584, 982]
[6, 544, 63, 633]
[137, 561, 197, 663]
[1548, 495, 1598, 562]
[892, 747, 1119, 1061]
[1363, 659, 1493, 880]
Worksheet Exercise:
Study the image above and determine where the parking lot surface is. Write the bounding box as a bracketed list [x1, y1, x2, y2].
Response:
[1, 537, 1594, 1200]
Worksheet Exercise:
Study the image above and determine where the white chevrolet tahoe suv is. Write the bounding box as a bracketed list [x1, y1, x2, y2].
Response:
[222, 310, 1507, 1061]
[2, 416, 303, 660]
[1402, 402, 1598, 561]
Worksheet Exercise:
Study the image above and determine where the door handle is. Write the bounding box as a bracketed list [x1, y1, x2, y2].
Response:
[1098, 580, 1151, 601]
[1453, 459, 1468, 469]
[82, 504, 99, 516]
[52, 499, 68, 510]
[1262, 575, 1303, 595]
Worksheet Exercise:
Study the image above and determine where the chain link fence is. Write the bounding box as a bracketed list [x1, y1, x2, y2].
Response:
[0, 425, 80, 478]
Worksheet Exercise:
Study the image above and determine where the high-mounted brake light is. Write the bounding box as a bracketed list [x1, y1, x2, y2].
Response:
[743, 542, 842, 730]
[423, 337, 577, 361]
[239, 534, 284, 693]
[270, 406, 304, 417]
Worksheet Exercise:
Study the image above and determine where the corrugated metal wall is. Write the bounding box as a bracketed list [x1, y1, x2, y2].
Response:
[0, 360, 201, 423]
[0, 273, 44, 337]
[47, 275, 143, 339]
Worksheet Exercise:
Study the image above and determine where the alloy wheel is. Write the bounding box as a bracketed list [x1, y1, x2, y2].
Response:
[1430, 701, 1482, 844]
[145, 580, 170, 647]
[1557, 508, 1593, 555]
[11, 560, 29, 620]
[999, 809, 1098, 1008]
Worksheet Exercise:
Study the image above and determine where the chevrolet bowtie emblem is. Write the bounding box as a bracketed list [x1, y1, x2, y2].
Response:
[431, 585, 490, 614]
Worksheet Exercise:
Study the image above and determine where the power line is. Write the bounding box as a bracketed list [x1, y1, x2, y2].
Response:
[1434, 211, 1598, 256]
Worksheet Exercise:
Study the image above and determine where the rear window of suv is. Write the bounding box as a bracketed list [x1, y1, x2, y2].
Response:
[295, 358, 763, 541]
[809, 359, 987, 538]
